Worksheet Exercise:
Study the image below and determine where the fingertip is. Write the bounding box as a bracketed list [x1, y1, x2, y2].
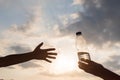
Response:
[46, 48, 56, 51]
[41, 42, 43, 45]
[38, 42, 43, 47]
[52, 48, 56, 50]
[54, 53, 57, 55]
[49, 61, 52, 63]
[45, 59, 52, 63]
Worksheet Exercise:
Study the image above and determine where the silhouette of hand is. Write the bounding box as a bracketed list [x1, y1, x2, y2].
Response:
[78, 58, 104, 76]
[32, 42, 57, 63]
[78, 58, 120, 80]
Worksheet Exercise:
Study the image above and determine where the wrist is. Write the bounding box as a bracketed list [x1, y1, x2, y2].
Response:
[91, 65, 106, 78]
[26, 52, 35, 60]
[96, 67, 109, 79]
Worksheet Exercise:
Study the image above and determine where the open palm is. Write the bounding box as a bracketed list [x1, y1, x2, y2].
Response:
[32, 42, 57, 63]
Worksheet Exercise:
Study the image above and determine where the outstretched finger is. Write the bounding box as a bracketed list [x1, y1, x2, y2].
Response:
[44, 48, 55, 51]
[45, 59, 52, 63]
[47, 56, 56, 59]
[81, 58, 98, 66]
[48, 53, 57, 55]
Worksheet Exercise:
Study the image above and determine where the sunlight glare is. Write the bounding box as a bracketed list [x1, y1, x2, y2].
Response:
[50, 53, 77, 74]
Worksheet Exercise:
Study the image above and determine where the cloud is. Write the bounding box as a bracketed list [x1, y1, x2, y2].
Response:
[103, 55, 120, 71]
[40, 70, 86, 77]
[38, 70, 101, 80]
[58, 13, 80, 27]
[72, 0, 85, 5]
[6, 66, 15, 69]
[0, 0, 19, 8]
[9, 6, 42, 34]
[60, 0, 120, 45]
[70, 13, 80, 19]
[0, 5, 44, 44]
[18, 61, 40, 68]
[9, 44, 31, 53]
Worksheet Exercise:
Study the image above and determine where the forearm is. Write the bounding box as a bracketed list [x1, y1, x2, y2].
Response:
[98, 67, 120, 80]
[0, 52, 34, 67]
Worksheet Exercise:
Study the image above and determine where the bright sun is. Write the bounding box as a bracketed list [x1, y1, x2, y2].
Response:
[50, 53, 78, 74]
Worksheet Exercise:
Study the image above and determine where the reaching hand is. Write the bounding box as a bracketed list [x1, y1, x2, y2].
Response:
[32, 42, 57, 63]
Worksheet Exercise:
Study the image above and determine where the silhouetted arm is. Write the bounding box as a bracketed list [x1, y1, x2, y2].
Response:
[0, 42, 57, 67]
[99, 67, 120, 80]
[0, 52, 33, 67]
[78, 59, 120, 80]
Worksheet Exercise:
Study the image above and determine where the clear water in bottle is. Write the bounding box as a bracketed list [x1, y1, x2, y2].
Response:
[76, 31, 91, 61]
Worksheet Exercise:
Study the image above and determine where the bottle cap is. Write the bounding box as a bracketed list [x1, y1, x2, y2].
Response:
[76, 31, 82, 35]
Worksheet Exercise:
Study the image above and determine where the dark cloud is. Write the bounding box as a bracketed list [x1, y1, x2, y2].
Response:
[18, 61, 40, 68]
[60, 0, 120, 45]
[9, 44, 31, 53]
[103, 55, 120, 71]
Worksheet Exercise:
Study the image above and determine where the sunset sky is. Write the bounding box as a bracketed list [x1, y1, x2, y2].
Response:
[0, 0, 120, 80]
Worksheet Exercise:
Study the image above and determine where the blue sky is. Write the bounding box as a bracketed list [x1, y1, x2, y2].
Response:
[0, 0, 120, 80]
[0, 0, 83, 29]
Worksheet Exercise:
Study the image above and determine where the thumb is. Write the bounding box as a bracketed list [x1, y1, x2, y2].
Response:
[36, 42, 43, 49]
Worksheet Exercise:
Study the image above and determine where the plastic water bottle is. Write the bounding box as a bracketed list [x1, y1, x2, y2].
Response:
[76, 31, 91, 61]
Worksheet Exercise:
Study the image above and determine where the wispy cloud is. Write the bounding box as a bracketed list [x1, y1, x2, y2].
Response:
[104, 55, 120, 71]
[18, 61, 40, 68]
[72, 0, 85, 5]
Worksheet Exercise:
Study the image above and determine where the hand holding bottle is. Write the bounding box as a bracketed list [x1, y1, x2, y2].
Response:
[78, 58, 120, 80]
